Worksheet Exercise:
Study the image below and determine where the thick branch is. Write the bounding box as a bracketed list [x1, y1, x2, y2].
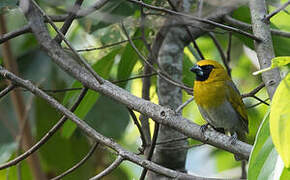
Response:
[249, 0, 281, 99]
[0, 66, 213, 180]
[20, 0, 252, 159]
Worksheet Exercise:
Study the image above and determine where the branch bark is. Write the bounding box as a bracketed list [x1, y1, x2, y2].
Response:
[249, 0, 281, 99]
[148, 0, 191, 179]
[0, 66, 217, 180]
[18, 0, 252, 160]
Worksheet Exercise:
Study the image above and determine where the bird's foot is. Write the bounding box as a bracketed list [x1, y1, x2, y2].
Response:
[229, 132, 238, 145]
[200, 123, 210, 134]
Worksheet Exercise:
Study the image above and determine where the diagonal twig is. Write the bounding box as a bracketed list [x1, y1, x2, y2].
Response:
[175, 96, 194, 113]
[167, 0, 204, 60]
[126, 0, 262, 41]
[30, 0, 104, 84]
[242, 82, 265, 98]
[223, 15, 290, 38]
[140, 122, 159, 180]
[0, 84, 16, 99]
[51, 142, 99, 180]
[127, 108, 148, 153]
[0, 87, 88, 170]
[89, 155, 124, 180]
[121, 22, 193, 93]
[0, 66, 209, 179]
[264, 0, 290, 21]
[208, 32, 231, 76]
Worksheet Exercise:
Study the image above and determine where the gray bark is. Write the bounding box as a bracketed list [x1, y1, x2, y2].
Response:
[249, 0, 281, 99]
[148, 1, 193, 179]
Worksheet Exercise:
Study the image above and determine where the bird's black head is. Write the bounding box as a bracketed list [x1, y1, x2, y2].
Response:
[190, 64, 215, 81]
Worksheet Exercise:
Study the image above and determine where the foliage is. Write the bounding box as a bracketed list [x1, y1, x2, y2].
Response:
[0, 0, 289, 179]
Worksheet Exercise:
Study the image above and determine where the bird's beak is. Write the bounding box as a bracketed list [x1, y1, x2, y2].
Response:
[190, 65, 203, 76]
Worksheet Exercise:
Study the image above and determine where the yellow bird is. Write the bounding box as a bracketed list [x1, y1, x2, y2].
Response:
[190, 60, 248, 143]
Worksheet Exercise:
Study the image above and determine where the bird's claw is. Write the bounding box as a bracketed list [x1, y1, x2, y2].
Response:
[200, 123, 210, 134]
[229, 132, 238, 145]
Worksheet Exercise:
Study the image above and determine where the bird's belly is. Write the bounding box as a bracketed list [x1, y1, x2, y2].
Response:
[198, 101, 241, 130]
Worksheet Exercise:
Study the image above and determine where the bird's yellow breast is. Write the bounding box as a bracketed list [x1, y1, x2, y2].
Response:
[194, 80, 227, 108]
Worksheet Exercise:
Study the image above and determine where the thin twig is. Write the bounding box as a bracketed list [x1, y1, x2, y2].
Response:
[127, 108, 148, 153]
[89, 155, 124, 180]
[0, 25, 31, 44]
[121, 22, 193, 93]
[49, 0, 110, 22]
[167, 0, 204, 60]
[139, 4, 154, 154]
[175, 96, 194, 113]
[247, 98, 270, 109]
[76, 37, 142, 52]
[0, 0, 109, 45]
[264, 0, 290, 21]
[112, 73, 157, 84]
[0, 84, 16, 99]
[226, 32, 232, 77]
[54, 0, 84, 44]
[126, 0, 262, 41]
[0, 87, 88, 170]
[252, 95, 270, 106]
[208, 32, 231, 76]
[41, 73, 157, 93]
[140, 123, 159, 180]
[242, 83, 265, 98]
[51, 142, 99, 180]
[223, 15, 290, 38]
[31, 0, 104, 84]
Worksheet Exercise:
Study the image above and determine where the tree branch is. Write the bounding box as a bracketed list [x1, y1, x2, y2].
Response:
[126, 0, 261, 41]
[0, 87, 88, 170]
[223, 15, 290, 38]
[0, 66, 212, 179]
[249, 0, 281, 99]
[19, 0, 252, 160]
[29, 0, 104, 84]
[51, 142, 99, 180]
[264, 0, 290, 21]
[0, 84, 16, 99]
[89, 155, 123, 180]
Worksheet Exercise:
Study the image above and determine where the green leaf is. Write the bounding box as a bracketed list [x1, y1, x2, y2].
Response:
[280, 167, 290, 180]
[0, 0, 17, 13]
[79, 0, 137, 31]
[270, 73, 290, 168]
[85, 95, 130, 139]
[248, 110, 275, 180]
[117, 28, 143, 88]
[62, 48, 119, 138]
[182, 53, 195, 87]
[271, 57, 290, 68]
[248, 110, 290, 180]
[35, 97, 95, 180]
[253, 57, 290, 75]
[231, 6, 290, 57]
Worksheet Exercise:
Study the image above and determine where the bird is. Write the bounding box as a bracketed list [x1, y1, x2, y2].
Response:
[190, 60, 248, 144]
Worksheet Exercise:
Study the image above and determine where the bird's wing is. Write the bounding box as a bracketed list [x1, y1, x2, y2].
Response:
[226, 80, 248, 132]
